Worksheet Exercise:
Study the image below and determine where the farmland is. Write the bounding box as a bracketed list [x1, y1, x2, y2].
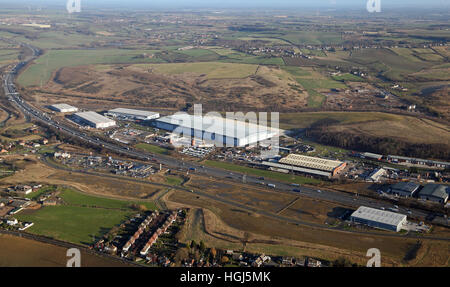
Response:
[16, 188, 155, 245]
[137, 62, 258, 79]
[17, 49, 162, 87]
[167, 186, 448, 266]
[0, 234, 129, 267]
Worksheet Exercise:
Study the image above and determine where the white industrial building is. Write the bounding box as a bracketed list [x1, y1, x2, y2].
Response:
[107, 108, 160, 121]
[154, 113, 279, 147]
[73, 111, 116, 129]
[270, 154, 347, 177]
[350, 206, 407, 232]
[50, 104, 78, 113]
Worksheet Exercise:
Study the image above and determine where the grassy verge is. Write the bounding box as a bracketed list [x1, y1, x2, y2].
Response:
[135, 143, 169, 155]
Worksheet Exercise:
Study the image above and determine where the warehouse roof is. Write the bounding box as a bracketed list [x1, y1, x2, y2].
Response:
[261, 161, 332, 177]
[156, 113, 279, 139]
[108, 108, 159, 118]
[51, 103, 78, 111]
[391, 182, 420, 193]
[279, 154, 344, 172]
[362, 152, 383, 159]
[418, 184, 448, 200]
[74, 111, 115, 124]
[387, 155, 450, 166]
[351, 206, 407, 226]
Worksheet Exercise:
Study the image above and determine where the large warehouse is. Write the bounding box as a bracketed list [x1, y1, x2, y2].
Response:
[267, 154, 346, 177]
[107, 108, 160, 121]
[73, 111, 116, 129]
[389, 182, 420, 197]
[154, 113, 278, 147]
[418, 184, 448, 204]
[50, 103, 78, 113]
[350, 206, 407, 232]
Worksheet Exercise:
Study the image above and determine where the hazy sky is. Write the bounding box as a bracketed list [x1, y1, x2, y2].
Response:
[1, 0, 448, 9]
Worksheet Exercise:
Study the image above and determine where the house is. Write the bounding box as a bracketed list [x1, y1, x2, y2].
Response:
[232, 253, 243, 261]
[6, 218, 18, 226]
[14, 185, 33, 195]
[281, 257, 294, 265]
[54, 152, 71, 159]
[43, 200, 58, 206]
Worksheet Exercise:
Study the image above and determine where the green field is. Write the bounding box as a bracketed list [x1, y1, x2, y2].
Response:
[281, 31, 343, 45]
[16, 188, 156, 245]
[17, 49, 162, 87]
[332, 73, 364, 82]
[165, 175, 184, 186]
[139, 62, 258, 79]
[135, 143, 169, 155]
[349, 48, 433, 81]
[202, 160, 321, 185]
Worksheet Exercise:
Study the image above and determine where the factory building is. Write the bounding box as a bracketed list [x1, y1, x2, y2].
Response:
[275, 154, 346, 177]
[50, 104, 78, 113]
[107, 108, 160, 121]
[350, 206, 407, 232]
[361, 152, 383, 161]
[389, 182, 420, 197]
[366, 168, 386, 182]
[154, 113, 278, 147]
[72, 111, 116, 129]
[387, 155, 450, 169]
[418, 184, 448, 204]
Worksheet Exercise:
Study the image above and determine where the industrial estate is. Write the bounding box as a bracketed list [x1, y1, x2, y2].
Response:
[0, 0, 448, 270]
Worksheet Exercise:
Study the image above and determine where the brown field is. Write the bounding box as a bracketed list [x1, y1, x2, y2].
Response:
[167, 189, 450, 266]
[0, 234, 129, 267]
[0, 155, 161, 201]
[28, 63, 308, 112]
[280, 111, 450, 146]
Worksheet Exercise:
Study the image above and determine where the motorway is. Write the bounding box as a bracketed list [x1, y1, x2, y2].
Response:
[2, 41, 449, 229]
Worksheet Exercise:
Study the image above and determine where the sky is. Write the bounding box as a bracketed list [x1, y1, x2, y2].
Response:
[0, 0, 448, 9]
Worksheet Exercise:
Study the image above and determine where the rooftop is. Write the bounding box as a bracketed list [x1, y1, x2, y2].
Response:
[51, 103, 77, 110]
[156, 113, 280, 139]
[362, 152, 382, 159]
[279, 154, 344, 172]
[388, 155, 450, 166]
[74, 111, 116, 124]
[351, 206, 407, 226]
[108, 108, 159, 118]
[391, 182, 420, 193]
[418, 184, 449, 200]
